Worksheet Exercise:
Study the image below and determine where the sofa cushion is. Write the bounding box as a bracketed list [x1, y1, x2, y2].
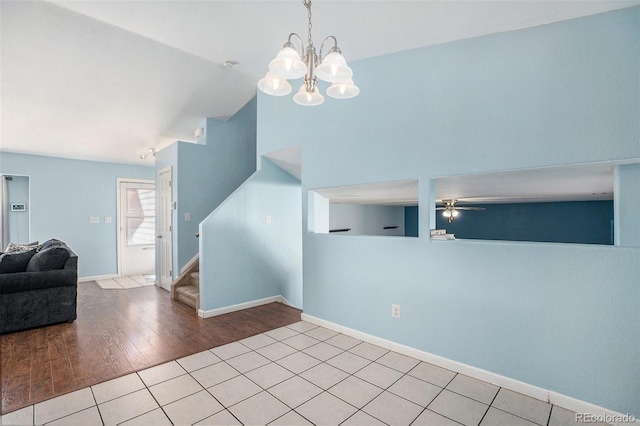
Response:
[0, 269, 77, 294]
[0, 249, 37, 273]
[26, 247, 71, 272]
[5, 241, 40, 253]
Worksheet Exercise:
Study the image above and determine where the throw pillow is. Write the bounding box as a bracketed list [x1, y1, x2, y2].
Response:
[5, 241, 40, 252]
[26, 247, 71, 272]
[0, 248, 37, 273]
[39, 239, 68, 252]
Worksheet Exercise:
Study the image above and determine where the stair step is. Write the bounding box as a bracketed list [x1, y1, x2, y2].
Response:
[176, 284, 199, 309]
[190, 272, 199, 285]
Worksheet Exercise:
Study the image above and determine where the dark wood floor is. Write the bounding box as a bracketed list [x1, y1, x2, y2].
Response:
[1, 282, 302, 414]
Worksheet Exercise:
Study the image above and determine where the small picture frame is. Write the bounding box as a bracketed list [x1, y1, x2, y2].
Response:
[11, 203, 27, 212]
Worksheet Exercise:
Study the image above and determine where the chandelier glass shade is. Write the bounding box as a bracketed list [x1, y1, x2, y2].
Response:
[257, 72, 293, 96]
[258, 0, 359, 106]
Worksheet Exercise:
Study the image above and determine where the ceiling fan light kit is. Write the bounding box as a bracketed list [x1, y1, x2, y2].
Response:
[258, 0, 359, 106]
[436, 199, 485, 223]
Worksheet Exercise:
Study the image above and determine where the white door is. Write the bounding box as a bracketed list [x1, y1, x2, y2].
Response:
[118, 180, 155, 276]
[158, 167, 173, 290]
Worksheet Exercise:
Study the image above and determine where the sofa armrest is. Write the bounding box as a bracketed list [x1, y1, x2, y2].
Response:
[64, 255, 78, 271]
[0, 269, 77, 294]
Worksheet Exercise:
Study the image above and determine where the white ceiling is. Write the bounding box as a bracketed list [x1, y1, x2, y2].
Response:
[316, 179, 419, 205]
[433, 162, 621, 204]
[2, 0, 638, 166]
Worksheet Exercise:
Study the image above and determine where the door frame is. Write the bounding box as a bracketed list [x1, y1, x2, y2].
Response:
[116, 177, 155, 277]
[157, 166, 173, 290]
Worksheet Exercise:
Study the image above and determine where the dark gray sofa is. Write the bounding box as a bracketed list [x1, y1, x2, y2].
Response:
[0, 240, 78, 334]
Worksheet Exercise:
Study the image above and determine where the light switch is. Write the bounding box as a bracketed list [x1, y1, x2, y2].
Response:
[265, 215, 272, 224]
[89, 216, 100, 224]
[185, 212, 191, 221]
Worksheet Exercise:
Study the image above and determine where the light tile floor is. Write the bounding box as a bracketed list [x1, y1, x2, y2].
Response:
[0, 322, 606, 426]
[96, 274, 156, 290]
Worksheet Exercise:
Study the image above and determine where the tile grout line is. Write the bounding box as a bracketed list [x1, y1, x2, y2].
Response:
[88, 384, 104, 426]
[135, 370, 174, 426]
[546, 404, 554, 426]
[475, 382, 500, 426]
[413, 369, 461, 425]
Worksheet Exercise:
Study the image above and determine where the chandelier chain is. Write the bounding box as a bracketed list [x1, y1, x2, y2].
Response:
[303, 0, 313, 46]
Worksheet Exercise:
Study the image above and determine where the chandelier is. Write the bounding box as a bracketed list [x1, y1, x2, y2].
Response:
[257, 0, 359, 106]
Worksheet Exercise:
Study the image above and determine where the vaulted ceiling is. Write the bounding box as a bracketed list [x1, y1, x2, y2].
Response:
[2, 0, 636, 166]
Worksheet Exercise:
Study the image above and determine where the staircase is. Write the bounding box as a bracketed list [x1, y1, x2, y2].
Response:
[170, 257, 200, 312]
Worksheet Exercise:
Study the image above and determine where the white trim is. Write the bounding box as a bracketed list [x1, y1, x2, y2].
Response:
[198, 295, 292, 318]
[548, 392, 639, 426]
[180, 253, 199, 275]
[301, 313, 634, 422]
[157, 166, 173, 288]
[78, 274, 118, 282]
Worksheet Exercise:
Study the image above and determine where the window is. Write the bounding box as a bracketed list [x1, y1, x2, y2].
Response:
[125, 188, 155, 246]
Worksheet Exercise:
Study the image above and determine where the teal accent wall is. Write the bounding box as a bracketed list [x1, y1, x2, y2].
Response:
[156, 97, 257, 278]
[436, 201, 614, 245]
[199, 159, 303, 310]
[404, 206, 419, 237]
[257, 8, 640, 415]
[0, 152, 154, 277]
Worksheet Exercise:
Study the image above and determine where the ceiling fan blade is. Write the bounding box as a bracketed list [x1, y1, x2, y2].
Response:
[456, 206, 486, 211]
[435, 207, 446, 210]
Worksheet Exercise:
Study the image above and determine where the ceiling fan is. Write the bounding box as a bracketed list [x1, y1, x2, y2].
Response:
[436, 199, 485, 223]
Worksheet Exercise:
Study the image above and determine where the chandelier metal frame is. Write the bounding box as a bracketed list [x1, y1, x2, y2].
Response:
[258, 0, 359, 106]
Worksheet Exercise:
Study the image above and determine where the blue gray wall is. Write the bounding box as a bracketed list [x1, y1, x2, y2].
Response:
[155, 97, 257, 277]
[614, 163, 640, 247]
[329, 204, 405, 236]
[257, 7, 640, 416]
[435, 201, 614, 244]
[200, 159, 303, 310]
[0, 152, 154, 277]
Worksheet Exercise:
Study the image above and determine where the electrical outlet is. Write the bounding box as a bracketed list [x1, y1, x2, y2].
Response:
[392, 304, 401, 319]
[104, 216, 112, 224]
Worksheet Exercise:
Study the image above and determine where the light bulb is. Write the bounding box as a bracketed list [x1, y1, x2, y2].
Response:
[326, 79, 360, 99]
[452, 210, 459, 217]
[269, 47, 306, 79]
[293, 84, 324, 106]
[443, 210, 451, 218]
[257, 72, 292, 96]
[316, 52, 353, 82]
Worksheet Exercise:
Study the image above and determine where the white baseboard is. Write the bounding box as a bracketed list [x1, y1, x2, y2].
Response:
[301, 313, 636, 425]
[548, 392, 639, 426]
[198, 295, 292, 318]
[78, 274, 118, 282]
